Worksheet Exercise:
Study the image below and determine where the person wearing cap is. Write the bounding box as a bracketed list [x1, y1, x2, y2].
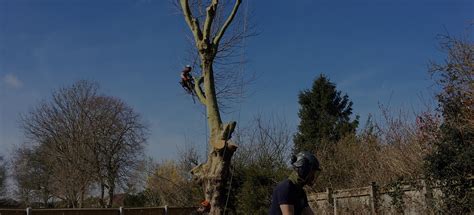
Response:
[180, 65, 194, 93]
[269, 151, 321, 215]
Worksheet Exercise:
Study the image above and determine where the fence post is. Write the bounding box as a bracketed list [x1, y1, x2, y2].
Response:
[370, 182, 378, 215]
[421, 179, 434, 214]
[326, 188, 333, 205]
[26, 207, 32, 215]
[119, 206, 123, 215]
[326, 187, 333, 214]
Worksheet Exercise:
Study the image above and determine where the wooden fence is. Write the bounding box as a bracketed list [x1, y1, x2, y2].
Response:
[2, 178, 471, 214]
[308, 180, 444, 215]
[0, 207, 198, 215]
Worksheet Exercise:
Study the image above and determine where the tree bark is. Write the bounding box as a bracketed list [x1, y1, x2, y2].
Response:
[203, 147, 236, 214]
[202, 61, 222, 141]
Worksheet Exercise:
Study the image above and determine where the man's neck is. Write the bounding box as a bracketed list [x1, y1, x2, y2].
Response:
[288, 171, 306, 187]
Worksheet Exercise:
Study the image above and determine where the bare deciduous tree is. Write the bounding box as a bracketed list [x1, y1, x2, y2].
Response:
[0, 156, 7, 197]
[231, 114, 292, 214]
[12, 146, 56, 207]
[19, 80, 148, 208]
[234, 114, 292, 168]
[145, 160, 200, 207]
[85, 95, 148, 207]
[20, 81, 98, 207]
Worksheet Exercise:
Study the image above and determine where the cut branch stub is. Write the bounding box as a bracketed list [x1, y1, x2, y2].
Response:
[221, 121, 237, 140]
[211, 121, 238, 150]
[190, 148, 234, 181]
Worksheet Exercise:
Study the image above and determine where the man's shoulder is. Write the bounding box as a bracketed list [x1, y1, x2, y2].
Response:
[274, 179, 295, 191]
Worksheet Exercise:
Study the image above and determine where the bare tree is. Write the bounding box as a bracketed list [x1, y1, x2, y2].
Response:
[175, 0, 248, 213]
[19, 80, 148, 208]
[11, 146, 55, 207]
[229, 114, 292, 214]
[0, 156, 6, 197]
[20, 81, 98, 207]
[177, 143, 202, 176]
[145, 160, 201, 207]
[234, 114, 292, 168]
[86, 95, 148, 208]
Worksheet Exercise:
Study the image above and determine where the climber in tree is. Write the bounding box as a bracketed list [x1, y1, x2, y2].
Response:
[180, 65, 195, 94]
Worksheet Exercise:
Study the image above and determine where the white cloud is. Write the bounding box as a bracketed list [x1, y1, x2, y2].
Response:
[3, 73, 23, 89]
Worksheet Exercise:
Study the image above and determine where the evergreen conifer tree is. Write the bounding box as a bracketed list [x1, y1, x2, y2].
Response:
[293, 74, 359, 153]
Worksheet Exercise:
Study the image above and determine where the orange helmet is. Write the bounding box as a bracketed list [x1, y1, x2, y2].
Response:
[200, 200, 211, 208]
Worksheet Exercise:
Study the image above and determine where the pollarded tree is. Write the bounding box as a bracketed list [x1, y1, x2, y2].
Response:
[293, 74, 359, 153]
[176, 0, 245, 214]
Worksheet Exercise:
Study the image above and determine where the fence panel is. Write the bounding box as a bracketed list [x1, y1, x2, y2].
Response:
[333, 186, 372, 214]
[0, 209, 27, 215]
[167, 207, 198, 215]
[122, 207, 165, 215]
[306, 179, 471, 214]
[31, 208, 119, 215]
[309, 189, 333, 215]
[334, 195, 371, 214]
[0, 207, 199, 215]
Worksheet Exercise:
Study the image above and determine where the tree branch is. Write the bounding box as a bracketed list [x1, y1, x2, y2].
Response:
[193, 76, 207, 105]
[180, 0, 203, 43]
[203, 0, 218, 43]
[212, 0, 241, 45]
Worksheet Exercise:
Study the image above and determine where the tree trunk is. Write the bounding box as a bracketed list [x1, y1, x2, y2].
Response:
[191, 142, 237, 214]
[107, 183, 115, 208]
[204, 148, 235, 214]
[191, 61, 238, 214]
[202, 60, 222, 138]
[100, 183, 105, 207]
[68, 190, 78, 208]
[79, 189, 84, 208]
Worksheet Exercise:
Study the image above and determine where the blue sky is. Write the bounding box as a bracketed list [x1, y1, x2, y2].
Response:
[1, 0, 472, 160]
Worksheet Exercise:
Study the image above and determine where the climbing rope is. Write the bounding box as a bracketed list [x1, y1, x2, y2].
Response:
[223, 0, 249, 213]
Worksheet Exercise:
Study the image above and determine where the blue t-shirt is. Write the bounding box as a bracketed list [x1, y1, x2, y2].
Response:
[269, 179, 309, 215]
